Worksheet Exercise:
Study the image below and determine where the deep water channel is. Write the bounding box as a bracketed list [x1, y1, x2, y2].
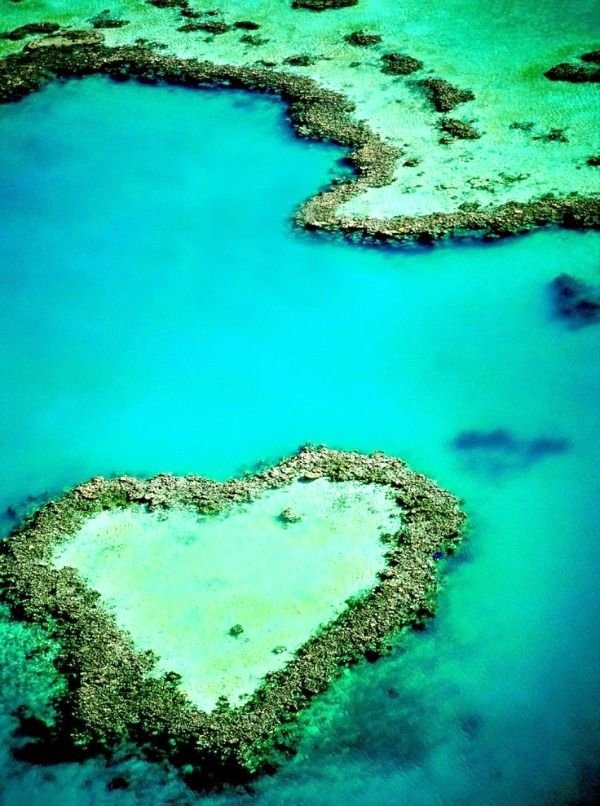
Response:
[0, 78, 599, 805]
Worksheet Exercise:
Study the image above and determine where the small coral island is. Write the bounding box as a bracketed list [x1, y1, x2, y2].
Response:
[0, 447, 464, 790]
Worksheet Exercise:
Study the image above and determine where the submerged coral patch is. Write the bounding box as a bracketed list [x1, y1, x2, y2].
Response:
[451, 429, 570, 477]
[89, 11, 129, 30]
[0, 22, 60, 41]
[438, 117, 481, 141]
[545, 53, 600, 83]
[345, 31, 382, 47]
[380, 52, 423, 75]
[419, 77, 475, 113]
[293, 0, 359, 10]
[178, 20, 232, 35]
[0, 447, 464, 788]
[550, 273, 600, 327]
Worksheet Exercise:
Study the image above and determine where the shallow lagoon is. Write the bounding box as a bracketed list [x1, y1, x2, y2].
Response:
[54, 480, 398, 712]
[0, 79, 599, 804]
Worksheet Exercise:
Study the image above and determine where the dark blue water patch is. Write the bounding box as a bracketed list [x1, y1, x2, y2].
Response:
[1, 491, 53, 533]
[451, 428, 570, 477]
[458, 712, 484, 740]
[549, 273, 600, 328]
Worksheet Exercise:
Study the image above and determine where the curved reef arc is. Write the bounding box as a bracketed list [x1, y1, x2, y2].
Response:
[0, 40, 598, 245]
[0, 446, 464, 789]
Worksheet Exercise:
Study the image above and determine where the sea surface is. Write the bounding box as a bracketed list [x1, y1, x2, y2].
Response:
[0, 78, 598, 805]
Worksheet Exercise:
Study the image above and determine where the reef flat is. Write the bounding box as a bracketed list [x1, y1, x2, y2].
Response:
[0, 447, 464, 789]
[0, 0, 598, 244]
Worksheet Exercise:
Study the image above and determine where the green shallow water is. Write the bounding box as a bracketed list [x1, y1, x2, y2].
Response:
[0, 78, 599, 804]
[54, 480, 398, 712]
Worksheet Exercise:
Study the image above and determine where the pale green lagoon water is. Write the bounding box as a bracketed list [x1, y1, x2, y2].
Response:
[0, 78, 599, 804]
[54, 480, 398, 711]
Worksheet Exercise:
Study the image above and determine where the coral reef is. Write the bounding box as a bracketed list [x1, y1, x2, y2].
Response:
[545, 53, 600, 82]
[90, 11, 129, 30]
[381, 52, 423, 75]
[438, 117, 481, 141]
[0, 446, 464, 789]
[178, 21, 232, 35]
[419, 77, 475, 112]
[345, 31, 382, 47]
[293, 0, 359, 10]
[234, 21, 261, 31]
[0, 39, 597, 245]
[0, 22, 60, 41]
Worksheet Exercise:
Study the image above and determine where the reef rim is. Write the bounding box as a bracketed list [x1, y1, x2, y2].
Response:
[0, 446, 464, 789]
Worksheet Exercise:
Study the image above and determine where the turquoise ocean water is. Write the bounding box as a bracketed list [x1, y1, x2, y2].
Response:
[0, 78, 598, 804]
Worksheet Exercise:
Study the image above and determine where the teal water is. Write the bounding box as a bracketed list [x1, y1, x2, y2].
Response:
[0, 78, 599, 804]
